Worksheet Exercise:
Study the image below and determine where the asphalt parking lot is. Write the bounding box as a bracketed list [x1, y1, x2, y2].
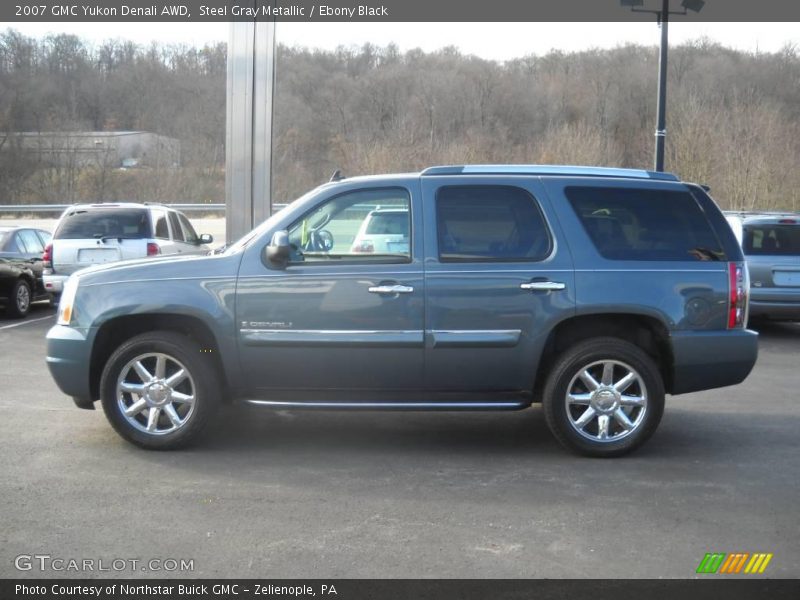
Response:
[1, 306, 798, 579]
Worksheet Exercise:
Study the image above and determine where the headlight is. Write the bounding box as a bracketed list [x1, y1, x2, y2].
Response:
[57, 276, 79, 325]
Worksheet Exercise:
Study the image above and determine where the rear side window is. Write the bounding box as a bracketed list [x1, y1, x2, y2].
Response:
[54, 209, 150, 240]
[436, 186, 551, 262]
[18, 229, 44, 253]
[566, 186, 726, 261]
[152, 210, 169, 240]
[743, 224, 800, 256]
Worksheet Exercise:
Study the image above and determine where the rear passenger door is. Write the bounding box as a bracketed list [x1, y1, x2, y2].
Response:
[422, 178, 576, 393]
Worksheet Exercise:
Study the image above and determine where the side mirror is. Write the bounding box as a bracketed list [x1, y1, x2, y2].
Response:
[265, 230, 291, 269]
[198, 233, 213, 245]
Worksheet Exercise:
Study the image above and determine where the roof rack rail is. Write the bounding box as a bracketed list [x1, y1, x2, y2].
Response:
[420, 164, 679, 181]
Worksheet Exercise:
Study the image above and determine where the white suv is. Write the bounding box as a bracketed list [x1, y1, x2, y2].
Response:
[43, 203, 212, 295]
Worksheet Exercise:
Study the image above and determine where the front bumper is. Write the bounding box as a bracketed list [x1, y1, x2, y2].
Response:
[46, 324, 94, 408]
[669, 329, 759, 395]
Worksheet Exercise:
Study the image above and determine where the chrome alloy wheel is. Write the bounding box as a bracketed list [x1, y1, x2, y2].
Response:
[565, 359, 648, 443]
[116, 353, 196, 435]
[16, 283, 30, 313]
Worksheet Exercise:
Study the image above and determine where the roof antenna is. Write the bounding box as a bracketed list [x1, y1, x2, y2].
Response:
[329, 169, 345, 182]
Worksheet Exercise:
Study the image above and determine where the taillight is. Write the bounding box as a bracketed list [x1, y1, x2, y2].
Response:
[727, 262, 748, 329]
[147, 242, 161, 256]
[42, 243, 52, 269]
[778, 219, 796, 224]
[352, 241, 374, 253]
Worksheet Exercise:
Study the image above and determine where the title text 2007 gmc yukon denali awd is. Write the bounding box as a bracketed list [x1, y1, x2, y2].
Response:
[46, 165, 758, 457]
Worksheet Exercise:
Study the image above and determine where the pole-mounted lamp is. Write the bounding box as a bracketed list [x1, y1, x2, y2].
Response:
[620, 0, 705, 172]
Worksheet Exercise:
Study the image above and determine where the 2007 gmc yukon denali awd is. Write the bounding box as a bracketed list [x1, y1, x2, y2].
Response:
[46, 165, 758, 457]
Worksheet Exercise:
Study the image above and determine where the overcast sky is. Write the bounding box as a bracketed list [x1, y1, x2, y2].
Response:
[10, 22, 799, 60]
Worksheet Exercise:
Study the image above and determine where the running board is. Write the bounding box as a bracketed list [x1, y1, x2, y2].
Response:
[244, 399, 528, 411]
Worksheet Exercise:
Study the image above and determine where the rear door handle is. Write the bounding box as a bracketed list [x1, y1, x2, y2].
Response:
[368, 284, 414, 294]
[520, 281, 566, 292]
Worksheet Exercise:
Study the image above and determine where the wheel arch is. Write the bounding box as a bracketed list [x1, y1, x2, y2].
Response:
[534, 313, 674, 397]
[89, 314, 229, 402]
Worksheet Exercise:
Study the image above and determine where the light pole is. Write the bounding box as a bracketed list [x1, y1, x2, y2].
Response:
[620, 0, 705, 172]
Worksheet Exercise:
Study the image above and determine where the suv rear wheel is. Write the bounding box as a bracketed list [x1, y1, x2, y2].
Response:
[100, 331, 220, 450]
[543, 337, 665, 457]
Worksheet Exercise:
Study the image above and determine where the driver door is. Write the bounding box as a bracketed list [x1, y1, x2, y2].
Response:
[236, 184, 425, 393]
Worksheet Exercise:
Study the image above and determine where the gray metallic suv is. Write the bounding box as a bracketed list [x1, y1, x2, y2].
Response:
[46, 166, 758, 457]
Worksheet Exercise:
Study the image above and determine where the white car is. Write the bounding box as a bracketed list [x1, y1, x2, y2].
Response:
[350, 208, 410, 255]
[43, 203, 212, 295]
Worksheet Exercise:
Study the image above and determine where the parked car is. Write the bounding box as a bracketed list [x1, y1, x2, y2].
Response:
[350, 207, 410, 254]
[43, 203, 213, 296]
[0, 226, 53, 317]
[46, 165, 758, 456]
[725, 212, 800, 321]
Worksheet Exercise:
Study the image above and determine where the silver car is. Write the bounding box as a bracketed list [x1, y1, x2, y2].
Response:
[726, 211, 800, 321]
[43, 203, 212, 295]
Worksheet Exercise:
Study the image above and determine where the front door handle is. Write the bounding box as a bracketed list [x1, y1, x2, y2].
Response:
[520, 281, 566, 292]
[368, 284, 414, 294]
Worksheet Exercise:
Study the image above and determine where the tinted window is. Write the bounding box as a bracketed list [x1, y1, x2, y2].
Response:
[55, 209, 150, 240]
[178, 213, 199, 244]
[436, 186, 551, 262]
[152, 210, 169, 240]
[18, 229, 44, 253]
[169, 212, 184, 242]
[566, 186, 725, 261]
[287, 188, 411, 262]
[744, 224, 800, 256]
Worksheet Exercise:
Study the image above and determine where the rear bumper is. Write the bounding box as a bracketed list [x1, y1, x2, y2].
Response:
[669, 329, 758, 395]
[43, 274, 68, 294]
[749, 300, 800, 321]
[46, 324, 94, 408]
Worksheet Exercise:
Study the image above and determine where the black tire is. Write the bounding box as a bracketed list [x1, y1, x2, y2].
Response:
[542, 337, 665, 458]
[7, 279, 32, 318]
[100, 331, 221, 450]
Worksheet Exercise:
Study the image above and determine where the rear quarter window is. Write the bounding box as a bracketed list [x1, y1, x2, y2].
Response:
[54, 209, 151, 240]
[566, 186, 726, 262]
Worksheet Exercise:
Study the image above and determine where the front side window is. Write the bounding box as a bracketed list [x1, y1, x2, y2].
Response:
[566, 186, 726, 261]
[287, 188, 411, 263]
[436, 185, 551, 262]
[178, 214, 199, 244]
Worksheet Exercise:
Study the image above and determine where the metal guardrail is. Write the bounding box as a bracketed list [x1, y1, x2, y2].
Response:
[0, 203, 288, 215]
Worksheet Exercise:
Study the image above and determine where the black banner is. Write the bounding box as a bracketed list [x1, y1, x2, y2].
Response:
[3, 0, 800, 23]
[3, 579, 800, 600]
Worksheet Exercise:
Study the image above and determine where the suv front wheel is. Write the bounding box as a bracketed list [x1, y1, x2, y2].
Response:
[543, 337, 665, 457]
[100, 331, 220, 450]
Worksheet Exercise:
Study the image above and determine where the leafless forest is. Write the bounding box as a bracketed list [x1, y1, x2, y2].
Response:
[1, 29, 798, 210]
